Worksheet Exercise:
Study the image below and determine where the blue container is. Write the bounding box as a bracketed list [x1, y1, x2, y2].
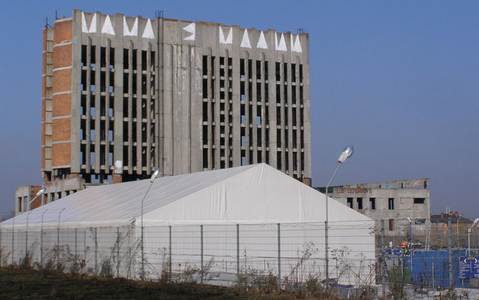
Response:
[403, 249, 469, 288]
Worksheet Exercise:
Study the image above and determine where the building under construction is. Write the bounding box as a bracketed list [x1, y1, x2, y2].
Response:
[17, 9, 312, 213]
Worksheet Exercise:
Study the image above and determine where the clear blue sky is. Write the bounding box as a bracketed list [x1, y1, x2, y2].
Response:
[0, 1, 478, 218]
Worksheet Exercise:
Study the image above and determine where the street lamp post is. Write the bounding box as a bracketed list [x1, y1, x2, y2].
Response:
[140, 169, 159, 280]
[56, 208, 66, 267]
[40, 208, 48, 267]
[324, 146, 354, 283]
[25, 188, 47, 258]
[467, 218, 479, 257]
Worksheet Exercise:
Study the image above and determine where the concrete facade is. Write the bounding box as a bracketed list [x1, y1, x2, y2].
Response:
[34, 10, 312, 205]
[317, 179, 431, 236]
[15, 185, 42, 215]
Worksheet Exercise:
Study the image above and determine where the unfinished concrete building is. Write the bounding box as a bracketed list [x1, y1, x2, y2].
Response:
[317, 179, 431, 237]
[28, 9, 312, 207]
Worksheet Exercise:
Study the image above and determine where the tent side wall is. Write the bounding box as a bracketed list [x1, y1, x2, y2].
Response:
[0, 225, 139, 278]
[142, 221, 376, 286]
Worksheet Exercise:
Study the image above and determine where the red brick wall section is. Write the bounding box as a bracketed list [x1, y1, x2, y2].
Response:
[51, 20, 72, 169]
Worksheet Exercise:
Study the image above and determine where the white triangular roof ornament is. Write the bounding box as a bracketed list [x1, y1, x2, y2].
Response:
[101, 15, 115, 35]
[81, 12, 88, 33]
[275, 33, 287, 51]
[183, 22, 195, 41]
[123, 17, 138, 36]
[291, 34, 302, 53]
[219, 26, 233, 44]
[142, 19, 155, 39]
[89, 14, 97, 33]
[81, 12, 97, 33]
[256, 31, 268, 49]
[240, 29, 251, 48]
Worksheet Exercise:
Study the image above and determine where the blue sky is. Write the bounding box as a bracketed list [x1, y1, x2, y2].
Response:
[0, 1, 478, 218]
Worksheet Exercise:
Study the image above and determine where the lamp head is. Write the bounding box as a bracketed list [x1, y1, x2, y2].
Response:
[337, 146, 354, 164]
[150, 169, 160, 183]
[473, 218, 479, 227]
[114, 160, 123, 174]
[36, 187, 47, 197]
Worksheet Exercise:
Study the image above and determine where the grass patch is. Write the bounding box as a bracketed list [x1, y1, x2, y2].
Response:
[0, 267, 248, 300]
[0, 267, 348, 300]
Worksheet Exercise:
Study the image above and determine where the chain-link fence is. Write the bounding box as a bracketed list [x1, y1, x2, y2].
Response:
[0, 221, 375, 287]
[1, 218, 478, 297]
[375, 217, 479, 299]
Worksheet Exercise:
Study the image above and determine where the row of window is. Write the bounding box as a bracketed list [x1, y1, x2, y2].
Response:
[79, 45, 157, 181]
[347, 197, 426, 210]
[202, 56, 234, 169]
[387, 217, 427, 231]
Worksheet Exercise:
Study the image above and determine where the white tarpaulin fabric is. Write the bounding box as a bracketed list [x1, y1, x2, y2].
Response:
[3, 163, 371, 228]
[1, 164, 375, 285]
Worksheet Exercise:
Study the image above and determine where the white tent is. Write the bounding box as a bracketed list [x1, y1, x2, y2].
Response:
[0, 164, 375, 285]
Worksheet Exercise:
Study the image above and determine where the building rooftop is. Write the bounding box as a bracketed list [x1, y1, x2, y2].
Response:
[316, 178, 429, 193]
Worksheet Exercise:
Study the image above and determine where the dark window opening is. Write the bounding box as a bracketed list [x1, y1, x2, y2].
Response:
[388, 198, 395, 210]
[141, 50, 147, 71]
[357, 198, 363, 210]
[109, 48, 115, 66]
[369, 198, 376, 210]
[299, 64, 303, 82]
[389, 219, 394, 231]
[81, 45, 87, 66]
[256, 61, 261, 79]
[100, 47, 106, 67]
[292, 64, 296, 82]
[275, 62, 280, 81]
[277, 129, 282, 147]
[202, 102, 208, 122]
[300, 86, 304, 104]
[347, 198, 353, 208]
[91, 46, 96, 64]
[293, 152, 297, 171]
[248, 59, 252, 78]
[132, 50, 137, 70]
[414, 198, 425, 204]
[276, 84, 281, 103]
[123, 49, 129, 68]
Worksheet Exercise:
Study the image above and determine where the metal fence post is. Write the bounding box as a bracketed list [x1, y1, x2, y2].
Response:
[11, 221, 15, 265]
[94, 227, 98, 274]
[127, 226, 132, 279]
[83, 230, 87, 266]
[116, 227, 120, 278]
[0, 225, 2, 267]
[277, 223, 281, 289]
[25, 224, 28, 258]
[236, 224, 240, 277]
[200, 224, 204, 283]
[448, 216, 453, 288]
[380, 220, 386, 298]
[40, 226, 43, 267]
[56, 221, 60, 267]
[74, 228, 78, 260]
[432, 256, 435, 289]
[168, 225, 172, 280]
